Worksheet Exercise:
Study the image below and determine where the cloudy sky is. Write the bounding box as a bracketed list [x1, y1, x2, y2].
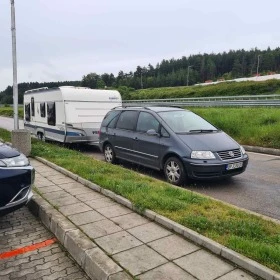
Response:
[0, 0, 279, 91]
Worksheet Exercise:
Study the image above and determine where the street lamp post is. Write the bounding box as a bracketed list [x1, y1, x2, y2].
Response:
[187, 65, 192, 86]
[10, 0, 19, 130]
[256, 55, 261, 77]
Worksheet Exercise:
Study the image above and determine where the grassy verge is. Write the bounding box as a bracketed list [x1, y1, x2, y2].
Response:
[129, 79, 280, 100]
[0, 107, 23, 118]
[1, 127, 279, 272]
[191, 107, 280, 149]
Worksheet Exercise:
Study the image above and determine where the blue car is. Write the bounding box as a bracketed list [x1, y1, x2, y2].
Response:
[0, 141, 34, 216]
[99, 107, 249, 185]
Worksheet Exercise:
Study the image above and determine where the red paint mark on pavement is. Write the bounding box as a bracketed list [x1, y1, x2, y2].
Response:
[0, 238, 57, 259]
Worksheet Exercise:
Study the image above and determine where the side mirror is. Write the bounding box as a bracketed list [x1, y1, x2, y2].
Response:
[146, 129, 159, 137]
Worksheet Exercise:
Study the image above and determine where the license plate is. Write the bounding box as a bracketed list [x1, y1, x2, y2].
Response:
[226, 162, 243, 170]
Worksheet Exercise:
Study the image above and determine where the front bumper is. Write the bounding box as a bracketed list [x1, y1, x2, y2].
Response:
[0, 165, 34, 216]
[183, 155, 249, 180]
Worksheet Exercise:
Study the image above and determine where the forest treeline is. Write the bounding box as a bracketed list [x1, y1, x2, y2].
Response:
[1, 47, 280, 103]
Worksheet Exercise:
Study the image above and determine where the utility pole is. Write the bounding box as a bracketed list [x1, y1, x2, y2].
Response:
[140, 70, 143, 89]
[187, 65, 192, 86]
[256, 55, 261, 77]
[10, 0, 19, 129]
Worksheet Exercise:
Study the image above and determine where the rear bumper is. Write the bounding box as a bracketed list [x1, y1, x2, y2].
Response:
[183, 156, 249, 180]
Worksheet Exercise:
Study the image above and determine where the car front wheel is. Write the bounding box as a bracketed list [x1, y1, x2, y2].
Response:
[164, 157, 186, 186]
[104, 144, 116, 164]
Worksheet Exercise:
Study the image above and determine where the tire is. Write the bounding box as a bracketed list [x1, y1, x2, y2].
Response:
[104, 144, 116, 164]
[37, 132, 45, 142]
[164, 157, 186, 186]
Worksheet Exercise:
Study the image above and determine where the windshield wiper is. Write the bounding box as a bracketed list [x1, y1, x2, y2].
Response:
[188, 129, 218, 133]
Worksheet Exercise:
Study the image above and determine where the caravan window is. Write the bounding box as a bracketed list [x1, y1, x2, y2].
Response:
[31, 97, 35, 116]
[40, 102, 46, 118]
[47, 102, 56, 126]
[25, 104, 30, 122]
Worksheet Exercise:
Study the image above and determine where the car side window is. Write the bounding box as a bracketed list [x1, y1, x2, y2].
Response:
[116, 111, 138, 130]
[161, 126, 170, 137]
[136, 112, 160, 133]
[102, 110, 121, 128]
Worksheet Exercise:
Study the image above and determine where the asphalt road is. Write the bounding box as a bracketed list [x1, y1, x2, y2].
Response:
[1, 116, 279, 221]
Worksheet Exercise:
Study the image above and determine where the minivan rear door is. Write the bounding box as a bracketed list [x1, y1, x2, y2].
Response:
[133, 112, 161, 169]
[113, 111, 139, 161]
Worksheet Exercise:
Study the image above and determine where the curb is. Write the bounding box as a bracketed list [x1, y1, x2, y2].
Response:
[244, 145, 280, 156]
[32, 156, 280, 280]
[28, 194, 133, 280]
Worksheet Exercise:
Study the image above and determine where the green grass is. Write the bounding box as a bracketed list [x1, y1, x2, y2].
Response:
[0, 107, 23, 118]
[191, 107, 280, 149]
[129, 79, 280, 100]
[1, 127, 279, 272]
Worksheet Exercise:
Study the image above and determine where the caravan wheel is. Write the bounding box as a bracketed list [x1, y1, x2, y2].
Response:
[37, 132, 45, 142]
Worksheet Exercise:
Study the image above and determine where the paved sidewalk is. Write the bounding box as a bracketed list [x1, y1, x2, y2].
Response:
[31, 158, 258, 280]
[0, 207, 89, 280]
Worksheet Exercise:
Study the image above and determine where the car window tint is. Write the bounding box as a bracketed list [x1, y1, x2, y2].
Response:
[102, 110, 120, 127]
[116, 111, 138, 130]
[137, 112, 160, 132]
[161, 126, 170, 137]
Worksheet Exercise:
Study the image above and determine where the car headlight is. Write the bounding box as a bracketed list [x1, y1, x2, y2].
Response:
[191, 151, 216, 159]
[240, 145, 246, 155]
[0, 154, 29, 167]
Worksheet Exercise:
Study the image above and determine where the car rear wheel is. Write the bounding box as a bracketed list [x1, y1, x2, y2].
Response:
[104, 144, 116, 163]
[164, 157, 186, 186]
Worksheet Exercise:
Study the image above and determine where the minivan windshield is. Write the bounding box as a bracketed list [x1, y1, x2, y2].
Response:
[158, 110, 218, 134]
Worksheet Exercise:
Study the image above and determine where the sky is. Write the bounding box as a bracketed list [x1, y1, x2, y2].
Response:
[0, 0, 279, 91]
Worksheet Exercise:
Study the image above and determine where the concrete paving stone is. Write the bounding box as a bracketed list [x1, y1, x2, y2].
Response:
[34, 180, 56, 188]
[138, 262, 196, 280]
[174, 250, 234, 280]
[128, 222, 172, 243]
[217, 268, 257, 280]
[50, 177, 76, 185]
[111, 212, 149, 230]
[38, 170, 63, 176]
[96, 204, 133, 218]
[148, 234, 200, 260]
[95, 231, 143, 255]
[75, 192, 105, 202]
[38, 185, 64, 194]
[42, 190, 69, 199]
[68, 210, 105, 226]
[64, 187, 92, 196]
[51, 195, 80, 207]
[80, 219, 122, 239]
[113, 244, 167, 276]
[59, 202, 92, 216]
[85, 197, 118, 209]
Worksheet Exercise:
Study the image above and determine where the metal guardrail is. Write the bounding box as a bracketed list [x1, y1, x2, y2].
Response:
[123, 94, 280, 107]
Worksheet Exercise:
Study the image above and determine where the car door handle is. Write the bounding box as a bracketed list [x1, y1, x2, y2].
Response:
[134, 137, 138, 141]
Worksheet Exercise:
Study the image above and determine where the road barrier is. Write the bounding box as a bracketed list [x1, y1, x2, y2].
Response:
[123, 94, 280, 107]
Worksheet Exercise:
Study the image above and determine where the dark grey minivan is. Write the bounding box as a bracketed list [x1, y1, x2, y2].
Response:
[99, 107, 249, 185]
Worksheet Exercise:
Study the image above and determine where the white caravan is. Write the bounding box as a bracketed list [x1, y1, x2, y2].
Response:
[23, 86, 122, 145]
